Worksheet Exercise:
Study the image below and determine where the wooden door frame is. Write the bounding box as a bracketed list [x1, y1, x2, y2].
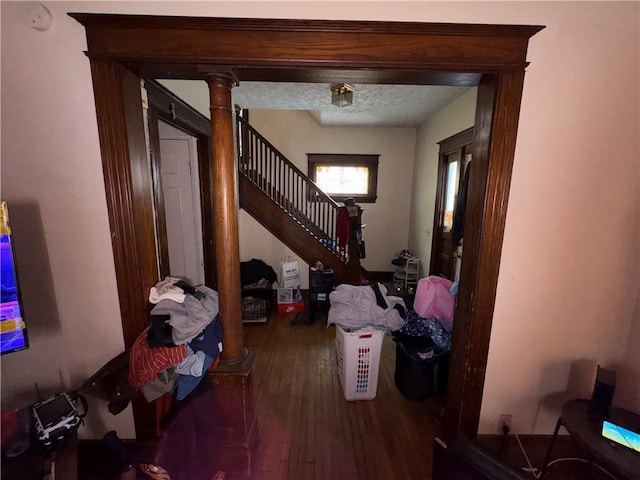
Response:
[430, 127, 475, 279]
[71, 13, 543, 440]
[145, 80, 217, 288]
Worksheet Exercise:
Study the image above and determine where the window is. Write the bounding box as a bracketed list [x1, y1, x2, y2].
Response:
[307, 154, 379, 203]
[443, 158, 460, 232]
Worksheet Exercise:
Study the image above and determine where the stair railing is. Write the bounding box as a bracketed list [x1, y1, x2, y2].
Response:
[236, 115, 348, 263]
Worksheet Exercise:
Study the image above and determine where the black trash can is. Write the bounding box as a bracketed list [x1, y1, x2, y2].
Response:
[393, 336, 450, 400]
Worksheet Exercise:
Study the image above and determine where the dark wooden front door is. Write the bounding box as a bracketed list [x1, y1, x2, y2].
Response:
[430, 127, 474, 280]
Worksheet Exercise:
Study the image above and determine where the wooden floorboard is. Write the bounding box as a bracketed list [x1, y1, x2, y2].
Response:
[243, 313, 608, 480]
[72, 310, 618, 480]
[245, 312, 443, 480]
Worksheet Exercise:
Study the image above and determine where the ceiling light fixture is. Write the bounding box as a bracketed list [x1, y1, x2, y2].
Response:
[331, 83, 354, 107]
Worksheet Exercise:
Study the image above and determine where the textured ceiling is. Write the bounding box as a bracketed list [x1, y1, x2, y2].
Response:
[158, 80, 472, 128]
[233, 82, 471, 127]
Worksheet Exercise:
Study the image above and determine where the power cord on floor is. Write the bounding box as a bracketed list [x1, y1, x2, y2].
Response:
[513, 430, 541, 478]
[509, 428, 620, 480]
[499, 422, 509, 454]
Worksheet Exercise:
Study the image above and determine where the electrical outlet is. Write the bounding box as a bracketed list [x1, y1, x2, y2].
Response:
[497, 414, 512, 434]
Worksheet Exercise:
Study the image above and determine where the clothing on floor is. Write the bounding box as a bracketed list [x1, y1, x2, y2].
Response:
[370, 282, 388, 309]
[175, 354, 215, 401]
[240, 258, 277, 286]
[149, 277, 187, 304]
[150, 285, 220, 345]
[175, 346, 207, 377]
[132, 281, 224, 404]
[413, 276, 455, 333]
[129, 328, 187, 389]
[397, 310, 452, 350]
[141, 367, 179, 402]
[188, 315, 224, 359]
[147, 314, 176, 348]
[327, 283, 406, 331]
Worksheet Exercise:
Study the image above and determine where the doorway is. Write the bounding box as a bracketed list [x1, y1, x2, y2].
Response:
[430, 127, 474, 281]
[71, 13, 543, 440]
[156, 120, 205, 286]
[145, 80, 217, 291]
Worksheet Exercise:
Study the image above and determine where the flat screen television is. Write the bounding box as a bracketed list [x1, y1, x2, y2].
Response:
[0, 201, 29, 354]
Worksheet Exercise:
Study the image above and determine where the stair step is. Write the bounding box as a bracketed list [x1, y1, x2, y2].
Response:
[237, 116, 361, 284]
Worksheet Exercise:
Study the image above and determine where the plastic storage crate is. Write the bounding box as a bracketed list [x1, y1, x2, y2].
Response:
[241, 278, 272, 324]
[335, 326, 385, 400]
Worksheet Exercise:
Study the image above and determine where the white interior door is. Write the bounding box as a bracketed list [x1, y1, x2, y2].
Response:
[158, 120, 205, 286]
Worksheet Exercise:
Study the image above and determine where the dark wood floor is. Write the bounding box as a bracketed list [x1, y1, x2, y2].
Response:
[245, 312, 444, 480]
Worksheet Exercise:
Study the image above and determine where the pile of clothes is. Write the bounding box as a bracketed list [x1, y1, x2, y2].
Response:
[392, 275, 455, 359]
[128, 277, 223, 402]
[327, 282, 406, 331]
[326, 277, 455, 344]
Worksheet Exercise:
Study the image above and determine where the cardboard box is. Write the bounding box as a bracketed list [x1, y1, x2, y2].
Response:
[277, 301, 305, 314]
[277, 288, 293, 304]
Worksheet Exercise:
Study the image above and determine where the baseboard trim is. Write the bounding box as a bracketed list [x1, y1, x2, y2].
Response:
[360, 268, 394, 283]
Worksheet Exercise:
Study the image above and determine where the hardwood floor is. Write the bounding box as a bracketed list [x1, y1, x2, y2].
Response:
[75, 311, 620, 480]
[244, 312, 444, 480]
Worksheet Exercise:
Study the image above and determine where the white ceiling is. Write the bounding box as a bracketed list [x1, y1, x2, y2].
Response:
[158, 79, 472, 128]
[233, 82, 471, 127]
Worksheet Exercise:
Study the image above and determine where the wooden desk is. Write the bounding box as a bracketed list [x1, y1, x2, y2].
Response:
[541, 399, 640, 480]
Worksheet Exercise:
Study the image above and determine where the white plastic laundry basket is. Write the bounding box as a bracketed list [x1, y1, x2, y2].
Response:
[335, 326, 385, 400]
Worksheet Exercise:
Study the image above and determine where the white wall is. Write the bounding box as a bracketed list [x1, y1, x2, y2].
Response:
[0, 1, 138, 438]
[245, 109, 416, 276]
[158, 79, 210, 119]
[1, 1, 638, 439]
[474, 2, 639, 434]
[408, 89, 477, 274]
[157, 81, 417, 282]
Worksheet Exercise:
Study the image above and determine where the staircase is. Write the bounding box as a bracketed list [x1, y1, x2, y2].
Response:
[236, 115, 361, 285]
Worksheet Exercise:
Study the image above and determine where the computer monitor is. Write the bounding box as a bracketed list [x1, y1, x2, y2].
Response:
[0, 201, 29, 354]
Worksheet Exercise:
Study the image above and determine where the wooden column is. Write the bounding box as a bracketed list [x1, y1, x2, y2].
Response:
[206, 73, 245, 363]
[206, 73, 257, 478]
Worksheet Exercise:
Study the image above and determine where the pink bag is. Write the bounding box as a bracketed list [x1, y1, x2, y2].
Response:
[413, 276, 455, 331]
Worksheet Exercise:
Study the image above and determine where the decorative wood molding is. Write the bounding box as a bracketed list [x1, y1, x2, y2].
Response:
[71, 13, 544, 440]
[145, 80, 210, 136]
[88, 61, 155, 347]
[438, 127, 475, 154]
[88, 61, 160, 437]
[70, 14, 543, 73]
[446, 70, 527, 438]
[147, 107, 170, 279]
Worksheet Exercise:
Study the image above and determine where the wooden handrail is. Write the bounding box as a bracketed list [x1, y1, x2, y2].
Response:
[236, 115, 349, 264]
